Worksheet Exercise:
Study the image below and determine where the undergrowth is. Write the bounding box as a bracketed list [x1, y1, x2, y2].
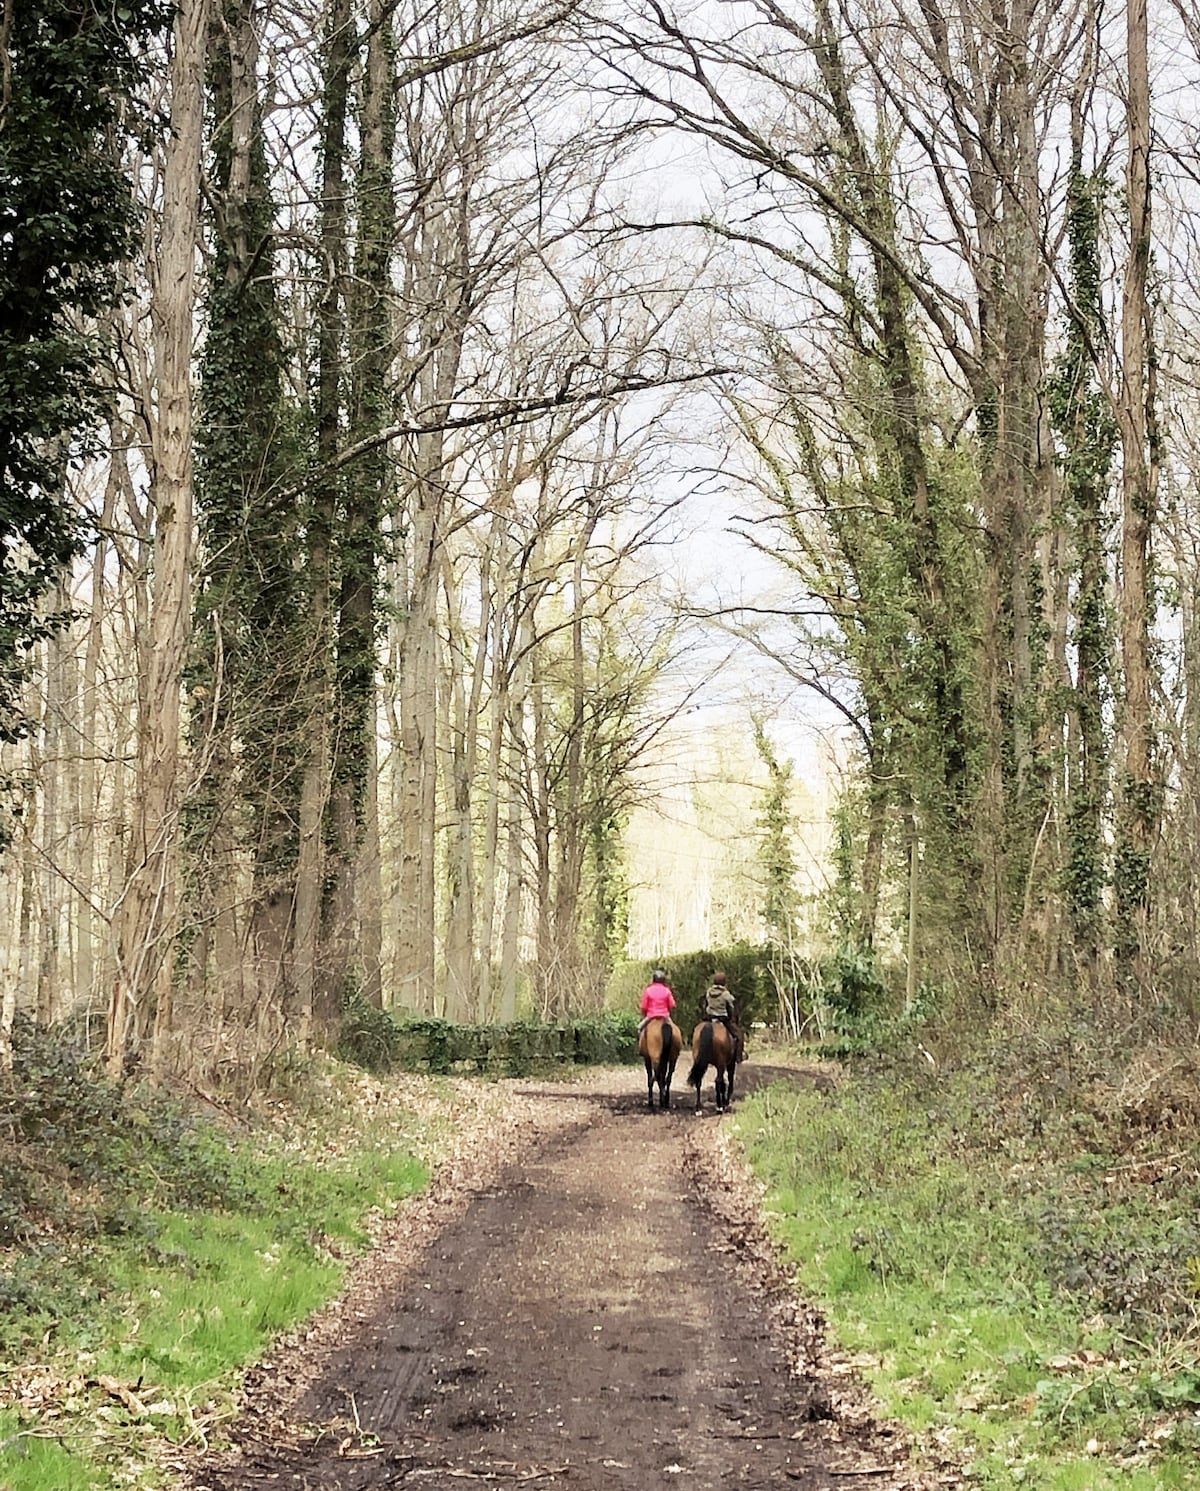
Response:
[738, 1023, 1200, 1489]
[0, 1016, 432, 1490]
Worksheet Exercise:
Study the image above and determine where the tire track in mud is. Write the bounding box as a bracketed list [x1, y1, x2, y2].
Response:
[186, 1070, 960, 1491]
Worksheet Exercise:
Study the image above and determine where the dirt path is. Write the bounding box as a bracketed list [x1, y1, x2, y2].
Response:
[186, 1066, 960, 1491]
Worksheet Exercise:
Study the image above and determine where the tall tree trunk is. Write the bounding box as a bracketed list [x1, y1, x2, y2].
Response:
[37, 597, 67, 1025]
[0, 823, 37, 1071]
[1051, 56, 1115, 982]
[550, 497, 601, 1007]
[195, 0, 301, 1059]
[499, 607, 533, 1021]
[1113, 0, 1159, 994]
[77, 442, 122, 1009]
[108, 0, 207, 1074]
[529, 630, 554, 1015]
[442, 553, 488, 1021]
[397, 485, 439, 1010]
[858, 741, 890, 950]
[475, 516, 510, 1018]
[359, 728, 384, 1006]
[327, 0, 395, 1013]
[294, 0, 353, 1044]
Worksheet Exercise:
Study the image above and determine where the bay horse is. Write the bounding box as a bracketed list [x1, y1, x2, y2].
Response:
[687, 1018, 738, 1112]
[638, 1017, 682, 1109]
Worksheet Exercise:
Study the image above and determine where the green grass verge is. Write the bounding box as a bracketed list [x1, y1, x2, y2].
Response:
[0, 1058, 430, 1491]
[735, 1072, 1200, 1491]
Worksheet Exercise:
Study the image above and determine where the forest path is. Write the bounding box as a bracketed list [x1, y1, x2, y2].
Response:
[186, 1066, 958, 1491]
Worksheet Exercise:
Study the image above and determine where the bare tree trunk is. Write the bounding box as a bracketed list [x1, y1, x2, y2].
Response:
[359, 727, 384, 1006]
[397, 485, 439, 1010]
[442, 556, 482, 1021]
[0, 822, 37, 1071]
[475, 520, 509, 1018]
[37, 601, 67, 1024]
[77, 444, 122, 1011]
[550, 496, 602, 1008]
[109, 0, 207, 1076]
[499, 608, 533, 1021]
[530, 632, 554, 1016]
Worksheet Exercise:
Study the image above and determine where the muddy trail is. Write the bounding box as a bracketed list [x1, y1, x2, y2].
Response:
[186, 1065, 960, 1491]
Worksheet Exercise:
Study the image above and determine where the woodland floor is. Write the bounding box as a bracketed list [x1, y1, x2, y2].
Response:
[181, 1062, 964, 1491]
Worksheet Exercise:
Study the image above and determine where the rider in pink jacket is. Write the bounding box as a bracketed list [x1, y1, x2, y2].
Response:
[638, 969, 676, 1031]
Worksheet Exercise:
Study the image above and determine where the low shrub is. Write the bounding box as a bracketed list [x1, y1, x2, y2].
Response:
[336, 999, 642, 1076]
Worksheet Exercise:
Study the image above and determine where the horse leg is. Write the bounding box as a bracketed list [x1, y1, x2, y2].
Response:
[644, 1058, 655, 1109]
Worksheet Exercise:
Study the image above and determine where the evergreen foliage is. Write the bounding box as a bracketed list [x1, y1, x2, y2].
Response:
[652, 943, 772, 1028]
[334, 9, 396, 838]
[0, 0, 166, 755]
[191, 0, 305, 907]
[1048, 166, 1118, 963]
[753, 718, 801, 947]
[586, 807, 630, 972]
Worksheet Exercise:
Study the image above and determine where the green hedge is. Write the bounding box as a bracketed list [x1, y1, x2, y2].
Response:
[609, 941, 892, 1037]
[336, 1004, 643, 1076]
[608, 942, 774, 1028]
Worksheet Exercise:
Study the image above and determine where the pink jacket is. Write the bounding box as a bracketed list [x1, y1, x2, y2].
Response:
[640, 981, 676, 1019]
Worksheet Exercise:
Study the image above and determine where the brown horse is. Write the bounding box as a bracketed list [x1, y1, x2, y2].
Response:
[687, 1018, 738, 1111]
[638, 1017, 682, 1109]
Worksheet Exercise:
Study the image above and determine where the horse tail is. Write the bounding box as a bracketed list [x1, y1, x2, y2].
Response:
[654, 1020, 674, 1087]
[688, 1020, 714, 1088]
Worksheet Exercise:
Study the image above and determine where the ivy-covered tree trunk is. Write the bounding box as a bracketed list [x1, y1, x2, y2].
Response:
[1049, 102, 1116, 980]
[753, 718, 803, 1013]
[964, 2, 1059, 969]
[857, 729, 891, 952]
[810, 0, 982, 960]
[325, 0, 396, 1016]
[192, 0, 302, 1051]
[1113, 0, 1161, 995]
[293, 0, 354, 1044]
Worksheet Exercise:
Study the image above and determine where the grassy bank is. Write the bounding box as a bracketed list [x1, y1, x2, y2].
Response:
[0, 1022, 480, 1491]
[737, 1034, 1200, 1489]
